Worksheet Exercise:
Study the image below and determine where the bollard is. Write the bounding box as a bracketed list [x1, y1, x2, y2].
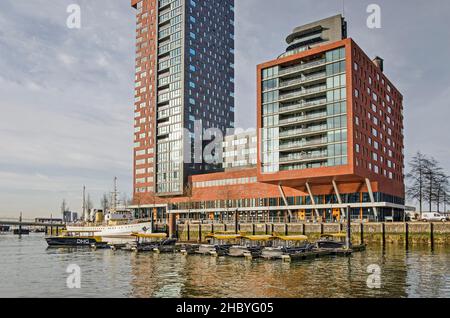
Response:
[360, 222, 364, 245]
[346, 206, 352, 249]
[187, 223, 190, 242]
[430, 223, 435, 250]
[405, 222, 409, 250]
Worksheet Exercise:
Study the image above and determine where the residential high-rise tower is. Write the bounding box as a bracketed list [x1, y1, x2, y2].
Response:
[131, 0, 235, 198]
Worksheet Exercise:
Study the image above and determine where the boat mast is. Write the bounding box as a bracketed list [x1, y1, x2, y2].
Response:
[110, 177, 119, 213]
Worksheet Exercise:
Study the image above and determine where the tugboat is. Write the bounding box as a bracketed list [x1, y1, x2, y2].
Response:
[45, 230, 108, 248]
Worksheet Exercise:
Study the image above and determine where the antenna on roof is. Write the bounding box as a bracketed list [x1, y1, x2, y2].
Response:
[342, 0, 346, 17]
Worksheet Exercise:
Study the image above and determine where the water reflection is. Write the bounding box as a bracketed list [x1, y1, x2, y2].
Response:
[0, 234, 449, 298]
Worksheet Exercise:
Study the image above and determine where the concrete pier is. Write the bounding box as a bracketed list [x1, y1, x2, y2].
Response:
[176, 222, 450, 245]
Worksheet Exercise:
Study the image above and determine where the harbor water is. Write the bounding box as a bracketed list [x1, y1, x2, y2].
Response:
[0, 233, 449, 298]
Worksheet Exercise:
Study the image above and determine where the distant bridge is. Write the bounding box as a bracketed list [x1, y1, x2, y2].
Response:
[0, 218, 65, 228]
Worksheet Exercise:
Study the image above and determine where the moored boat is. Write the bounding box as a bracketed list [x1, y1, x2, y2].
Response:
[199, 233, 243, 256]
[261, 235, 312, 259]
[45, 230, 107, 248]
[123, 233, 176, 252]
[66, 220, 153, 238]
[316, 233, 347, 249]
[228, 235, 274, 258]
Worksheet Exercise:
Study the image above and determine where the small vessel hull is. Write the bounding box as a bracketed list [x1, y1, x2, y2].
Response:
[316, 241, 345, 249]
[46, 237, 98, 247]
[228, 246, 263, 258]
[13, 229, 30, 235]
[261, 248, 284, 260]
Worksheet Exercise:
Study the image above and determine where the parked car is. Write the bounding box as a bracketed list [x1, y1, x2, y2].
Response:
[421, 213, 447, 222]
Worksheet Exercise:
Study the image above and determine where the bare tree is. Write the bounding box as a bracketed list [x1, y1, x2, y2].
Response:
[423, 157, 443, 213]
[406, 152, 430, 217]
[434, 172, 449, 213]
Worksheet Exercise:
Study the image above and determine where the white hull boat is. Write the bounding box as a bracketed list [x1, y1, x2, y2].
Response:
[66, 222, 152, 237]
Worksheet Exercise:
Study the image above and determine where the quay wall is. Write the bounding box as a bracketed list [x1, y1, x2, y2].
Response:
[176, 222, 450, 245]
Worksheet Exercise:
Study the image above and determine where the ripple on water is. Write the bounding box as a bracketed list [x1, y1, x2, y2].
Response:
[0, 234, 449, 298]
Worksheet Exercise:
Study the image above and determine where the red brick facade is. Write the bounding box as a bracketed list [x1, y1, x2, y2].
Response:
[132, 0, 158, 197]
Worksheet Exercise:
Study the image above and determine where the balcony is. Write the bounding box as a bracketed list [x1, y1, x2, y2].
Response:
[279, 125, 328, 139]
[279, 112, 328, 126]
[159, 0, 171, 10]
[279, 152, 328, 164]
[278, 59, 326, 76]
[278, 99, 327, 114]
[158, 76, 170, 87]
[279, 138, 328, 151]
[279, 72, 327, 89]
[278, 85, 327, 102]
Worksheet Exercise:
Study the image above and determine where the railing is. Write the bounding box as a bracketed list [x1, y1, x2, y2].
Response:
[279, 125, 328, 138]
[278, 99, 327, 114]
[279, 72, 327, 88]
[159, 0, 171, 8]
[278, 85, 327, 101]
[279, 59, 326, 76]
[280, 152, 328, 163]
[279, 138, 328, 151]
[279, 112, 328, 125]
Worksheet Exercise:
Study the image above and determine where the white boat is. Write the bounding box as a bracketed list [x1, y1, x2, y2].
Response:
[68, 178, 153, 240]
[66, 221, 152, 237]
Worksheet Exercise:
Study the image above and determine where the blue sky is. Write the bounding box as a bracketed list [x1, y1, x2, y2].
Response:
[0, 0, 449, 218]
